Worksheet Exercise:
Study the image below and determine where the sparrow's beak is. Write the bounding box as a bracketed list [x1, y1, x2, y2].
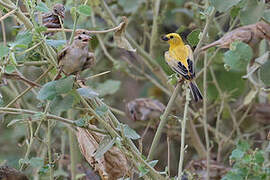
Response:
[82, 36, 91, 43]
[59, 11, 65, 18]
[161, 35, 169, 41]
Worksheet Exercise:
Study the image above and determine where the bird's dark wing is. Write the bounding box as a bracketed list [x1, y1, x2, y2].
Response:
[57, 46, 70, 64]
[186, 45, 195, 78]
[165, 51, 191, 80]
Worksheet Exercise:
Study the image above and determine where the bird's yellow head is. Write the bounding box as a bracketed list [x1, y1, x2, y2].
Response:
[161, 33, 184, 47]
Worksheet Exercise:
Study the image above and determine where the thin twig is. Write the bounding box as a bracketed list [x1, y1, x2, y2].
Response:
[46, 22, 124, 34]
[203, 53, 210, 180]
[0, 9, 16, 22]
[149, 0, 161, 57]
[147, 83, 181, 160]
[178, 85, 190, 179]
[0, 11, 7, 46]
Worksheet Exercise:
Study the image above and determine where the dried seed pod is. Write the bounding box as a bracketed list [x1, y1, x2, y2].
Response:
[200, 21, 270, 51]
[76, 126, 129, 180]
[126, 98, 165, 121]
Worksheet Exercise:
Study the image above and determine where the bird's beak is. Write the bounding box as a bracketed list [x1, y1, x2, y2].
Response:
[82, 36, 91, 43]
[161, 35, 169, 41]
[59, 11, 65, 18]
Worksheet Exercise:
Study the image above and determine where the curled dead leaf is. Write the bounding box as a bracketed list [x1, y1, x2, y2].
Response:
[76, 126, 129, 180]
[114, 17, 136, 52]
[200, 21, 270, 51]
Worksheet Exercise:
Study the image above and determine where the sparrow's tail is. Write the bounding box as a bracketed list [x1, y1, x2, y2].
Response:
[189, 81, 203, 102]
[199, 40, 220, 52]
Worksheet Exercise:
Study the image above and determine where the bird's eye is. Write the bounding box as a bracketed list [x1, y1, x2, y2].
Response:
[78, 36, 82, 40]
[170, 35, 174, 39]
[130, 110, 134, 114]
[82, 31, 86, 34]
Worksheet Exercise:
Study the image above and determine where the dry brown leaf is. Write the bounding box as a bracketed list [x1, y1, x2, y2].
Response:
[200, 21, 270, 51]
[114, 17, 136, 52]
[76, 126, 129, 180]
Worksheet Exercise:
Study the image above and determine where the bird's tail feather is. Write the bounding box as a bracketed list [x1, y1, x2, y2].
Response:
[189, 81, 203, 102]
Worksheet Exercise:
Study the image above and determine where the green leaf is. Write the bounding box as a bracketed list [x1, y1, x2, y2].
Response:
[149, 160, 158, 167]
[0, 45, 9, 58]
[240, 0, 265, 25]
[39, 164, 50, 175]
[122, 124, 140, 140]
[29, 157, 43, 167]
[168, 73, 178, 85]
[95, 105, 108, 116]
[138, 165, 149, 178]
[94, 136, 116, 159]
[50, 95, 74, 114]
[37, 81, 57, 100]
[36, 2, 50, 13]
[4, 65, 16, 73]
[70, 7, 77, 21]
[96, 80, 121, 96]
[254, 151, 264, 165]
[237, 140, 250, 152]
[77, 87, 99, 99]
[230, 6, 241, 19]
[187, 29, 200, 47]
[77, 5, 92, 16]
[74, 118, 86, 127]
[35, 26, 48, 34]
[46, 40, 67, 48]
[55, 76, 74, 94]
[230, 149, 245, 160]
[9, 31, 32, 49]
[260, 60, 270, 86]
[209, 0, 241, 12]
[263, 9, 270, 23]
[118, 0, 142, 13]
[224, 41, 253, 71]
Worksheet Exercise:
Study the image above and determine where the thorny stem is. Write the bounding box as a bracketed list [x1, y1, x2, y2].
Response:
[193, 2, 215, 59]
[20, 120, 34, 171]
[178, 86, 190, 179]
[150, 0, 161, 57]
[47, 119, 54, 180]
[203, 53, 210, 180]
[5, 66, 53, 108]
[0, 0, 33, 29]
[147, 83, 181, 160]
[46, 21, 125, 34]
[68, 110, 76, 180]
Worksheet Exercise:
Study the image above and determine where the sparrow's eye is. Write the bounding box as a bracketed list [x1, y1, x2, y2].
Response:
[170, 35, 174, 39]
[78, 36, 82, 40]
[130, 109, 134, 114]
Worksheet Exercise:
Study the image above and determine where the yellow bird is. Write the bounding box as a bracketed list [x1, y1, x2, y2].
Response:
[162, 33, 203, 102]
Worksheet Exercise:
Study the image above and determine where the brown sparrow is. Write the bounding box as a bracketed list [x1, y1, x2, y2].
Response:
[126, 98, 165, 121]
[0, 165, 28, 180]
[42, 3, 65, 36]
[200, 21, 270, 51]
[57, 34, 95, 77]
